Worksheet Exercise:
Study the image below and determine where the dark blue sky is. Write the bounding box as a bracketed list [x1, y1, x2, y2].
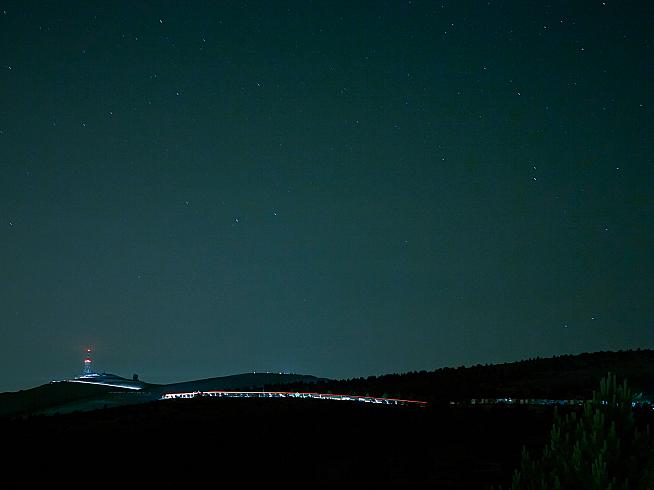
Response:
[1, 1, 652, 391]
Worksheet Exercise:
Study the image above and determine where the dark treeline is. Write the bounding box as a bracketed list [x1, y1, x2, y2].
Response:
[268, 350, 654, 403]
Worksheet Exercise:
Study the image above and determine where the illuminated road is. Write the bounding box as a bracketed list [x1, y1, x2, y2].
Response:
[161, 390, 428, 406]
[60, 379, 144, 390]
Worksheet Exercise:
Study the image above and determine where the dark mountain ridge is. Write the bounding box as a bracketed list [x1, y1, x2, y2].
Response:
[148, 372, 324, 394]
[271, 349, 654, 403]
[1, 349, 652, 418]
[0, 372, 324, 418]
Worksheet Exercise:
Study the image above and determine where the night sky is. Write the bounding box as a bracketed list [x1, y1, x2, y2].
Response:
[1, 1, 653, 392]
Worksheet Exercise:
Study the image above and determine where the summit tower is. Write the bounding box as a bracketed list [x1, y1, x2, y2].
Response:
[82, 348, 93, 376]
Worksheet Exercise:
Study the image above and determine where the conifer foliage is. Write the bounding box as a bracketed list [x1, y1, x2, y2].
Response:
[510, 373, 654, 490]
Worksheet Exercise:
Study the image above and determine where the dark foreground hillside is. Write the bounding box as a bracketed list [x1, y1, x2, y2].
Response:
[0, 398, 576, 487]
[5, 397, 653, 487]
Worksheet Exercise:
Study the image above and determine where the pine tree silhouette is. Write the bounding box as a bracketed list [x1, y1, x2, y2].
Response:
[508, 373, 653, 490]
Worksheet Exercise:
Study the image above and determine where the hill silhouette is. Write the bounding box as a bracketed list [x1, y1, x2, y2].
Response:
[270, 349, 654, 403]
[0, 372, 323, 417]
[1, 349, 652, 418]
[0, 382, 127, 418]
[1, 349, 653, 487]
[147, 372, 324, 394]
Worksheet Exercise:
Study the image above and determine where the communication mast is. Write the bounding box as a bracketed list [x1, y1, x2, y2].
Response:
[82, 347, 93, 376]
